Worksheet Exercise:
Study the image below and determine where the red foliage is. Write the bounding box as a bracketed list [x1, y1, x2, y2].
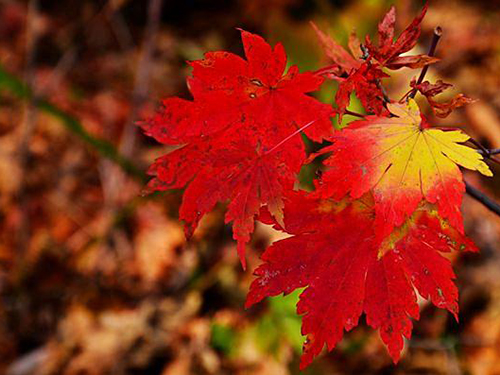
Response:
[247, 192, 474, 368]
[365, 5, 438, 70]
[142, 5, 491, 368]
[312, 5, 438, 120]
[142, 30, 333, 268]
[309, 100, 491, 240]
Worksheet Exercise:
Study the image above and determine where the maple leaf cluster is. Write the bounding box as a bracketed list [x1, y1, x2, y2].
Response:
[142, 5, 493, 369]
[142, 30, 333, 269]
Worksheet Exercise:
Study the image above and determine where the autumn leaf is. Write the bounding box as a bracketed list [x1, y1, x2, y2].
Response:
[142, 30, 333, 145]
[247, 191, 475, 368]
[312, 5, 437, 74]
[366, 5, 439, 70]
[147, 125, 306, 269]
[410, 79, 476, 118]
[312, 5, 437, 121]
[311, 6, 436, 122]
[334, 62, 388, 121]
[311, 22, 387, 119]
[142, 30, 334, 268]
[313, 99, 492, 239]
[310, 21, 361, 76]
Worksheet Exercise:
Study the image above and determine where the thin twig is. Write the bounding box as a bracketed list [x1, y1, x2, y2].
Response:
[408, 26, 442, 99]
[17, 0, 39, 254]
[477, 147, 500, 156]
[344, 109, 366, 118]
[100, 0, 162, 206]
[469, 137, 492, 155]
[468, 139, 500, 165]
[38, 48, 77, 94]
[119, 0, 163, 157]
[98, 0, 163, 259]
[465, 181, 500, 217]
[106, 7, 135, 51]
[376, 79, 390, 103]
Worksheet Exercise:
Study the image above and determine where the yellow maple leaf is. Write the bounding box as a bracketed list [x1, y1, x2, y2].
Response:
[318, 99, 492, 237]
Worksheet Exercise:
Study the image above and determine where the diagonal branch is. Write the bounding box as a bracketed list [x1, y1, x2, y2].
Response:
[477, 147, 500, 156]
[468, 138, 500, 165]
[344, 109, 366, 118]
[0, 64, 144, 181]
[465, 181, 500, 217]
[408, 27, 442, 99]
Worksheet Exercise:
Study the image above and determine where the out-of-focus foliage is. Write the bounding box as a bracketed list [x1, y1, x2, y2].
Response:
[1, 0, 500, 374]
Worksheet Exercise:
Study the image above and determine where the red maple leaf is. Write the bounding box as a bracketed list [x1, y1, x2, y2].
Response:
[310, 22, 362, 76]
[247, 191, 476, 368]
[142, 30, 333, 145]
[334, 62, 388, 121]
[365, 5, 439, 70]
[312, 5, 438, 120]
[142, 30, 333, 268]
[311, 22, 387, 120]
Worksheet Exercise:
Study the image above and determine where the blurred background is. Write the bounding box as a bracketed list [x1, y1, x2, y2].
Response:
[2, 0, 500, 374]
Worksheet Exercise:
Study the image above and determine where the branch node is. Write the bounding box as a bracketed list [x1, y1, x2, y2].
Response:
[408, 26, 442, 99]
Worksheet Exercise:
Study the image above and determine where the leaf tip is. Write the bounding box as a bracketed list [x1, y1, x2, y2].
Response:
[237, 241, 247, 271]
